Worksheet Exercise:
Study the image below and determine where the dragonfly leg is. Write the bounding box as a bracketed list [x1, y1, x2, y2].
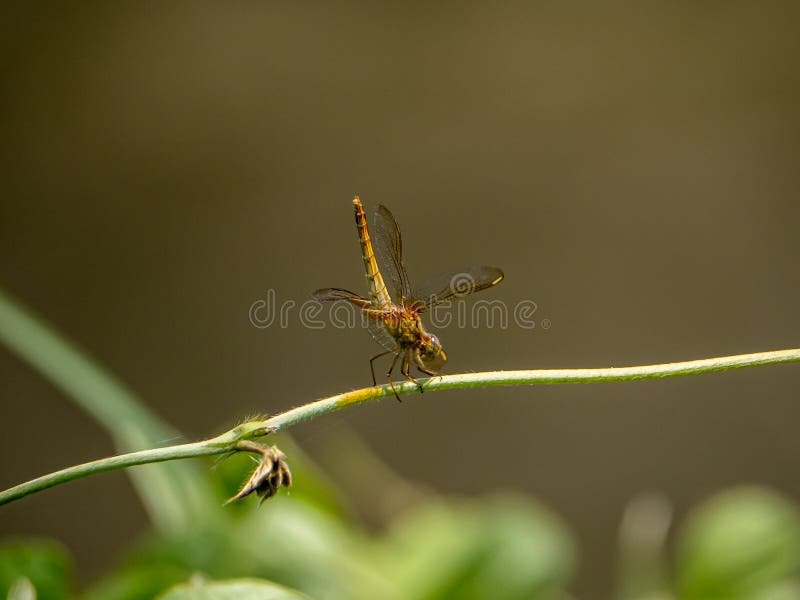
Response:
[369, 350, 394, 386]
[386, 351, 401, 402]
[401, 352, 424, 393]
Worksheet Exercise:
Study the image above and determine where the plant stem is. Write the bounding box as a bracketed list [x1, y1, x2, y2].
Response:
[1, 348, 798, 506]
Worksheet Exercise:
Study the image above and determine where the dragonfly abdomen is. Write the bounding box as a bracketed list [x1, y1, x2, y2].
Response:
[353, 196, 393, 309]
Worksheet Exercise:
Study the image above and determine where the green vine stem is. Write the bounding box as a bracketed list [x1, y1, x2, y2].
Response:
[2, 348, 799, 506]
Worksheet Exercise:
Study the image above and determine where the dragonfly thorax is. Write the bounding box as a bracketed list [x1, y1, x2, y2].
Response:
[384, 310, 447, 372]
[383, 308, 424, 347]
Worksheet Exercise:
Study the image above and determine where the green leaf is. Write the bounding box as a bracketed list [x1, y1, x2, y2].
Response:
[8, 577, 36, 600]
[219, 498, 393, 600]
[0, 538, 72, 600]
[157, 578, 312, 600]
[372, 494, 575, 600]
[0, 288, 215, 533]
[103, 493, 392, 600]
[675, 486, 800, 599]
[616, 492, 672, 600]
[82, 562, 189, 600]
[745, 580, 800, 600]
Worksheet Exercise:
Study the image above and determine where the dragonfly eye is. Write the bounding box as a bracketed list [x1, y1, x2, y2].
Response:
[420, 334, 447, 372]
[423, 335, 443, 359]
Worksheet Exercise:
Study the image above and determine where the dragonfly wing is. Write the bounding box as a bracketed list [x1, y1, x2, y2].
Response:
[412, 266, 504, 309]
[366, 320, 400, 353]
[314, 288, 397, 351]
[372, 205, 413, 305]
[312, 288, 372, 309]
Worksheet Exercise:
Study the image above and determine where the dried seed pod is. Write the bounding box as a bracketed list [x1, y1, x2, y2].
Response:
[227, 441, 292, 505]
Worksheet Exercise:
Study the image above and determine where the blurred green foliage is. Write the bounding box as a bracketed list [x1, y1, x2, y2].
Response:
[2, 292, 800, 599]
[0, 434, 577, 600]
[158, 579, 312, 600]
[3, 457, 800, 599]
[0, 539, 71, 599]
[675, 487, 800, 600]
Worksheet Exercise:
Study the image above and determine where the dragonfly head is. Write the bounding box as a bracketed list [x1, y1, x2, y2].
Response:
[419, 333, 447, 372]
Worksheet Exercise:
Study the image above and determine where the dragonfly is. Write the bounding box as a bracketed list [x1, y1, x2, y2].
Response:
[313, 196, 504, 400]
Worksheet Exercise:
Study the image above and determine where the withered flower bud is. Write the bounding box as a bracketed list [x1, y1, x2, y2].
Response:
[226, 441, 292, 505]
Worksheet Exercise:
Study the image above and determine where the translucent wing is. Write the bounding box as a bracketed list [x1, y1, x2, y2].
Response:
[313, 287, 398, 352]
[412, 266, 504, 309]
[312, 288, 371, 308]
[366, 320, 400, 352]
[372, 205, 412, 305]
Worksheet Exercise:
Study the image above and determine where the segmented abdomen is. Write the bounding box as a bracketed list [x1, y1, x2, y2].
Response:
[353, 196, 392, 309]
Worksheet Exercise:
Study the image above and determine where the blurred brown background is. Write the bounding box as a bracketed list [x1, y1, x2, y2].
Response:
[1, 2, 799, 597]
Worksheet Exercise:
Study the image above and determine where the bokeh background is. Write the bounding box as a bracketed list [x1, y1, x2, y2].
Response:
[1, 2, 799, 598]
